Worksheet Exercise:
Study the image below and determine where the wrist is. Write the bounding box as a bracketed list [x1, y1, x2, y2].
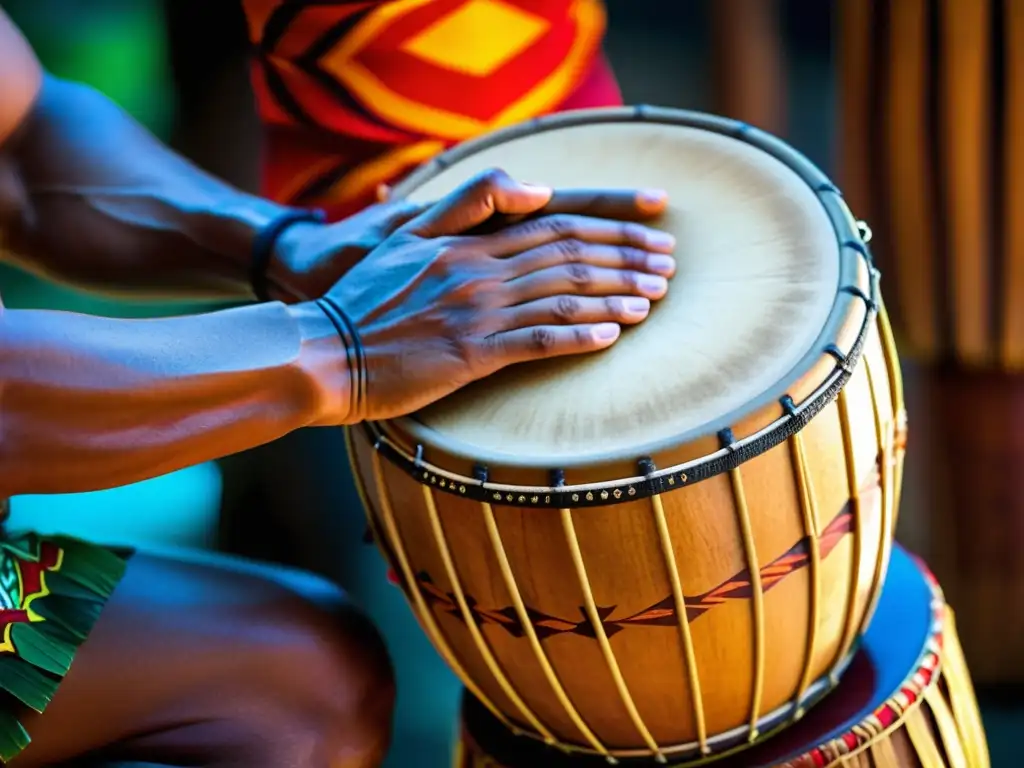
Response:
[288, 300, 353, 426]
[252, 209, 327, 303]
[266, 218, 326, 302]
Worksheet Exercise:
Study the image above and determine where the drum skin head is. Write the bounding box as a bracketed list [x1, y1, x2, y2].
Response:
[394, 112, 843, 467]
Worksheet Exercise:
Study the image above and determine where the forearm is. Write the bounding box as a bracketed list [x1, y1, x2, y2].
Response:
[0, 301, 347, 496]
[0, 75, 305, 299]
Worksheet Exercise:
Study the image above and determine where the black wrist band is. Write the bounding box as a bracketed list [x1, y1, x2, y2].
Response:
[251, 208, 327, 302]
[317, 296, 367, 421]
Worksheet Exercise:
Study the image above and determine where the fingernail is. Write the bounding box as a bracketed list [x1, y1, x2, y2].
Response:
[593, 323, 621, 341]
[647, 255, 676, 275]
[639, 189, 668, 207]
[521, 182, 553, 197]
[646, 231, 676, 250]
[625, 298, 651, 315]
[639, 275, 669, 295]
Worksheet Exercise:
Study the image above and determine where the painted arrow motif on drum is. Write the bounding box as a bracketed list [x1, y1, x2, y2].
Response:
[404, 466, 882, 640]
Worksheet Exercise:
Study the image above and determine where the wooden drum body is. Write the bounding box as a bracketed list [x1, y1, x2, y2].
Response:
[349, 108, 907, 761]
[453, 547, 990, 768]
[839, 0, 1024, 682]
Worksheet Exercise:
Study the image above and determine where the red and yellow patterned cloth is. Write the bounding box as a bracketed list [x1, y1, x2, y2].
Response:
[242, 0, 620, 218]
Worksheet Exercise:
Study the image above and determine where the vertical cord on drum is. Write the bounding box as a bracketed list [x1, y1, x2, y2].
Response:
[649, 493, 709, 754]
[878, 304, 908, 524]
[559, 507, 667, 762]
[787, 431, 822, 718]
[832, 390, 865, 681]
[941, 608, 992, 767]
[727, 467, 766, 741]
[367, 452, 516, 734]
[478, 501, 612, 759]
[855, 344, 895, 636]
[421, 486, 557, 744]
[904, 706, 947, 768]
[868, 735, 904, 768]
[344, 428, 387, 557]
[923, 684, 970, 768]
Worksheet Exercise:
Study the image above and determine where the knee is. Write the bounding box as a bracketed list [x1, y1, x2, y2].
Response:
[254, 580, 397, 765]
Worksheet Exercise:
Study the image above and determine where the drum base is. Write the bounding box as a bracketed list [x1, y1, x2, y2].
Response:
[914, 366, 1024, 685]
[452, 548, 989, 767]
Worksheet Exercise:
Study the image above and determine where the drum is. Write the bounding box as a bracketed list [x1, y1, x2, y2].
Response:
[349, 107, 906, 761]
[452, 546, 990, 768]
[837, 0, 1024, 682]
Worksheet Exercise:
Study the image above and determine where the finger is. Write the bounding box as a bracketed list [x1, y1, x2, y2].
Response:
[470, 214, 676, 258]
[480, 323, 622, 370]
[540, 188, 669, 220]
[402, 169, 552, 238]
[504, 240, 676, 279]
[499, 295, 652, 330]
[421, 189, 670, 236]
[502, 263, 670, 305]
[376, 183, 392, 203]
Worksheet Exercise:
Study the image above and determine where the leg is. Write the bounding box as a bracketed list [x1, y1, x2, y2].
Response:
[9, 547, 395, 768]
[218, 429, 462, 767]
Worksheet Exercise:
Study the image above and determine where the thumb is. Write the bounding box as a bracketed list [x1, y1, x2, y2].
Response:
[401, 169, 552, 238]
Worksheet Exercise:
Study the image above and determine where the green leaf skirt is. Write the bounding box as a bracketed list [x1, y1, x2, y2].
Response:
[0, 532, 129, 762]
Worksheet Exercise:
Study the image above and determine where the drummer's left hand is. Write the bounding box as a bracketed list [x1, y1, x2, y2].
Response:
[266, 178, 670, 301]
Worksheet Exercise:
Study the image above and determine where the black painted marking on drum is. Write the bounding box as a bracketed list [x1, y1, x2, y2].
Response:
[927, 0, 955, 360]
[780, 396, 799, 418]
[990, 0, 1008, 361]
[717, 429, 737, 451]
[841, 239, 871, 261]
[841, 285, 877, 311]
[823, 345, 850, 374]
[638, 458, 657, 477]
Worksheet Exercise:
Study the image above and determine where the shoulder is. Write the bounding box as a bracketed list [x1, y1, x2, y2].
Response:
[0, 9, 43, 148]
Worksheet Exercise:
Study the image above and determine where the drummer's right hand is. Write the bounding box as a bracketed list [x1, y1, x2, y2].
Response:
[313, 169, 677, 424]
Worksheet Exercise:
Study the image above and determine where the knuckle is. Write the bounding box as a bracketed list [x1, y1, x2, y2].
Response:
[476, 168, 510, 192]
[545, 214, 575, 238]
[554, 295, 581, 320]
[620, 246, 648, 269]
[553, 238, 584, 261]
[566, 262, 592, 286]
[619, 221, 647, 243]
[530, 327, 558, 352]
[603, 297, 620, 316]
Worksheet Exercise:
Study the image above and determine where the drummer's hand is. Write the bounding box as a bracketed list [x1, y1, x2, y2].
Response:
[269, 172, 670, 301]
[316, 169, 677, 423]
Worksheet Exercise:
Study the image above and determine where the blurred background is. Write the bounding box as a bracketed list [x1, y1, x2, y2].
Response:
[1, 0, 1018, 765]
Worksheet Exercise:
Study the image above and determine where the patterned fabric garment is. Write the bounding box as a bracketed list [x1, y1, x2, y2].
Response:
[242, 0, 621, 218]
[0, 532, 129, 762]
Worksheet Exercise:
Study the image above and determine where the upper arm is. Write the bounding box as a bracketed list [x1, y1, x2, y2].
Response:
[0, 9, 43, 149]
